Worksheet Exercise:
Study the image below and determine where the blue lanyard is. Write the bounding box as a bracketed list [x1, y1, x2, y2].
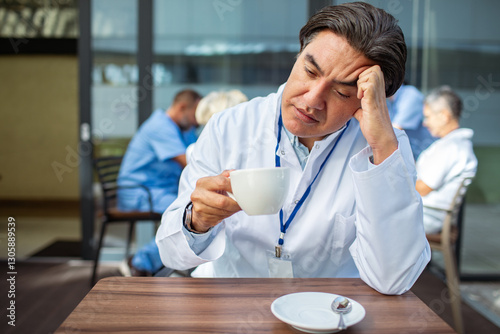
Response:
[274, 111, 349, 257]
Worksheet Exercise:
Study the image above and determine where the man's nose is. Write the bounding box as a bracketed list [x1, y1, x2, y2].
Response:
[303, 82, 327, 111]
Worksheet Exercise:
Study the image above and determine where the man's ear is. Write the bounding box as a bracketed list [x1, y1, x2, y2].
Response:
[441, 108, 453, 122]
[177, 101, 188, 112]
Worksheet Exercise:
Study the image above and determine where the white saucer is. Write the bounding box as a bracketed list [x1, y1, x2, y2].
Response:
[271, 292, 366, 333]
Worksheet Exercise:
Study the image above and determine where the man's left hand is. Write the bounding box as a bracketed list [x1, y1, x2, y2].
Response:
[354, 65, 398, 164]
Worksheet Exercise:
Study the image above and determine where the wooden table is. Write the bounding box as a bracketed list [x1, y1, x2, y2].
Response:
[56, 277, 455, 333]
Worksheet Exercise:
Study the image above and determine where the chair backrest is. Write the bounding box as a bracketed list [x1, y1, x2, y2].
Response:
[93, 156, 123, 213]
[439, 177, 474, 246]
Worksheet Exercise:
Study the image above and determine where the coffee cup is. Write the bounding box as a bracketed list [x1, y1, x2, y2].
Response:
[229, 167, 290, 216]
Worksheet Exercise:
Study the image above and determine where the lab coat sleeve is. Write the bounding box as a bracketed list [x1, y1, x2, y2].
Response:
[348, 130, 431, 295]
[155, 200, 227, 270]
[155, 116, 229, 270]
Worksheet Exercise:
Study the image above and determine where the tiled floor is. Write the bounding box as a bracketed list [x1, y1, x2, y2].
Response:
[0, 201, 136, 260]
[428, 203, 500, 329]
[0, 203, 81, 259]
[1, 216, 80, 259]
[461, 204, 500, 328]
[461, 282, 500, 328]
[461, 204, 500, 274]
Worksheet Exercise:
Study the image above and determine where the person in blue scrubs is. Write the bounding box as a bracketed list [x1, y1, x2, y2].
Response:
[117, 89, 201, 275]
[387, 84, 436, 160]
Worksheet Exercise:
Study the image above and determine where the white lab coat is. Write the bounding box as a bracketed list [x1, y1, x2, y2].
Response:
[156, 84, 431, 295]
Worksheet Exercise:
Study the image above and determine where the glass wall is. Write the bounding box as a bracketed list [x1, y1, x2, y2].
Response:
[91, 0, 138, 150]
[420, 0, 500, 147]
[88, 0, 500, 148]
[152, 0, 308, 109]
[345, 0, 500, 147]
[89, 0, 309, 147]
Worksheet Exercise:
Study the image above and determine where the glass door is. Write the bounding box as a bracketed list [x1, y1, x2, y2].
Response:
[79, 0, 140, 260]
[91, 0, 139, 156]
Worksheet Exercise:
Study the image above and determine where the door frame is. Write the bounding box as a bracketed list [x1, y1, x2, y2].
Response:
[78, 0, 153, 260]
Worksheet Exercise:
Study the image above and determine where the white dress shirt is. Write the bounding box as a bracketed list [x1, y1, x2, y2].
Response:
[156, 84, 431, 295]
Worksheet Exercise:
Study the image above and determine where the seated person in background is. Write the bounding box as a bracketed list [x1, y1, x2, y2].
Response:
[186, 89, 248, 162]
[117, 89, 201, 275]
[387, 83, 435, 160]
[416, 86, 478, 234]
[156, 2, 431, 295]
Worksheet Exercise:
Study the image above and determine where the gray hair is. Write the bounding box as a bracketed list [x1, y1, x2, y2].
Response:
[425, 86, 463, 120]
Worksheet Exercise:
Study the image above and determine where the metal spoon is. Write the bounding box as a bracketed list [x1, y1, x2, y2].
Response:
[331, 296, 352, 330]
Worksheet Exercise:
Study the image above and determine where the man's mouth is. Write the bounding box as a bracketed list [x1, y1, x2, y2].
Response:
[293, 106, 318, 124]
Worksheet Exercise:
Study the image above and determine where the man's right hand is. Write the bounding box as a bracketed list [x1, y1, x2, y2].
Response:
[189, 170, 242, 233]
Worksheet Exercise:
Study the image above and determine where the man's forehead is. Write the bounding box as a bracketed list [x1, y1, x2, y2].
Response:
[302, 32, 374, 85]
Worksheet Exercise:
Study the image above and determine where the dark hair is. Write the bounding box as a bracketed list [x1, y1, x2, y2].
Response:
[425, 86, 463, 120]
[173, 89, 202, 106]
[299, 2, 407, 97]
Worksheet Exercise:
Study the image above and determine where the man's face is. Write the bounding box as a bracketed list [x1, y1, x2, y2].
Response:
[179, 100, 200, 131]
[281, 30, 375, 149]
[423, 103, 445, 138]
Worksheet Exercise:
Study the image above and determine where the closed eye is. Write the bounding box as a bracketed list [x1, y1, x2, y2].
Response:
[336, 90, 350, 99]
[304, 66, 316, 77]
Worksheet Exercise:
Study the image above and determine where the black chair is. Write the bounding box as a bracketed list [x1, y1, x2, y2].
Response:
[91, 156, 162, 285]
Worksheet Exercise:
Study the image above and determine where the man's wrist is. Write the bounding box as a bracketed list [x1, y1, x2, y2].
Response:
[371, 138, 398, 165]
[183, 202, 210, 234]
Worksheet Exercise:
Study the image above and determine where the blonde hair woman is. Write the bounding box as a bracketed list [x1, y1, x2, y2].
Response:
[186, 90, 248, 162]
[195, 90, 248, 126]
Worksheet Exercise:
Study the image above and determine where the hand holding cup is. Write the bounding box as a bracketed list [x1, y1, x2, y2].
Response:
[189, 167, 290, 233]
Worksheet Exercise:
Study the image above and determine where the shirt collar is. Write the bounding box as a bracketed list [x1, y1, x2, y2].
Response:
[283, 126, 310, 170]
[282, 123, 348, 170]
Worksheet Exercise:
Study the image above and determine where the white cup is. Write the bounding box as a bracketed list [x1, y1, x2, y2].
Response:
[229, 167, 290, 216]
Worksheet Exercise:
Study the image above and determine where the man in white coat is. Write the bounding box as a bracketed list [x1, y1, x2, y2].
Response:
[156, 2, 430, 295]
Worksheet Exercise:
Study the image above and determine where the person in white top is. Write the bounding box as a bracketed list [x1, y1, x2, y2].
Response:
[416, 86, 478, 234]
[156, 2, 431, 295]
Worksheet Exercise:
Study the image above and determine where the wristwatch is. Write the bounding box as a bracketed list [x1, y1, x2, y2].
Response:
[183, 202, 203, 234]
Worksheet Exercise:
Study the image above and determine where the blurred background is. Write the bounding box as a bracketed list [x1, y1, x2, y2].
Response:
[0, 0, 499, 332]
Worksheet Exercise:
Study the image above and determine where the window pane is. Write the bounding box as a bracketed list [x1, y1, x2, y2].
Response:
[351, 0, 500, 146]
[152, 0, 308, 108]
[91, 0, 138, 145]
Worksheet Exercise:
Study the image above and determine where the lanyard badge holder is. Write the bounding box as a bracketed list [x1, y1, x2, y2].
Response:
[272, 112, 350, 260]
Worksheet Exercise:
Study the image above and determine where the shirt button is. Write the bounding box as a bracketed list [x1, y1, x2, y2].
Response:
[294, 200, 299, 204]
[315, 144, 320, 149]
[281, 150, 285, 155]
